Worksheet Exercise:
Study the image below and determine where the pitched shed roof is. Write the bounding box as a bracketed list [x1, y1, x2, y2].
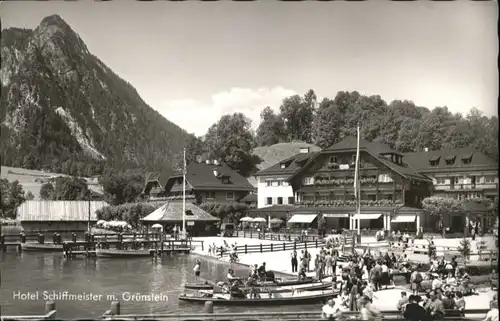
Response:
[255, 152, 319, 177]
[141, 201, 219, 222]
[144, 170, 173, 188]
[17, 200, 108, 221]
[165, 162, 254, 192]
[403, 147, 498, 172]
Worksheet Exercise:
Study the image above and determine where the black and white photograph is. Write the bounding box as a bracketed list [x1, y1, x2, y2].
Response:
[0, 1, 498, 320]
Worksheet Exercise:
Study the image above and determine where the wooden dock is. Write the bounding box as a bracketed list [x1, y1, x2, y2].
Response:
[1, 232, 202, 258]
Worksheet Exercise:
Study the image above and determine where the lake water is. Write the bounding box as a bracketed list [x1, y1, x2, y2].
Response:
[0, 251, 320, 318]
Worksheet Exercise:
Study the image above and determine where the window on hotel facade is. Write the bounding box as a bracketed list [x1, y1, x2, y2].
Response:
[484, 176, 496, 183]
[378, 174, 393, 183]
[266, 180, 272, 187]
[206, 192, 215, 199]
[303, 176, 314, 185]
[277, 180, 283, 186]
[329, 156, 338, 163]
[266, 197, 272, 205]
[436, 178, 446, 185]
[283, 181, 289, 187]
[277, 197, 283, 204]
[288, 197, 294, 204]
[226, 192, 234, 200]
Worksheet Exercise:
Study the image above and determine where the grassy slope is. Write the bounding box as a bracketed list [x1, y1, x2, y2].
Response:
[253, 142, 321, 170]
[1, 166, 103, 199]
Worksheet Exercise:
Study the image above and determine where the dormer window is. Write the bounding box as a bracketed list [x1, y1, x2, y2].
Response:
[461, 153, 473, 165]
[429, 156, 440, 166]
[445, 155, 456, 165]
[185, 210, 194, 216]
[221, 177, 230, 184]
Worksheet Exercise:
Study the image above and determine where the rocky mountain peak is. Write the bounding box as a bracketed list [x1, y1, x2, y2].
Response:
[1, 14, 191, 176]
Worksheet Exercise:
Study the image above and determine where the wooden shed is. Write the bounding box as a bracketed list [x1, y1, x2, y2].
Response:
[16, 200, 108, 239]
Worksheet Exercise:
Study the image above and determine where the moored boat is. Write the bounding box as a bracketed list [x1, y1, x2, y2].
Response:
[184, 276, 317, 290]
[198, 281, 333, 294]
[95, 249, 151, 258]
[178, 289, 339, 306]
[21, 243, 63, 252]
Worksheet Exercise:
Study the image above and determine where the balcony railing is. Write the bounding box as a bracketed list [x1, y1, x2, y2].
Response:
[296, 199, 403, 208]
[434, 183, 498, 190]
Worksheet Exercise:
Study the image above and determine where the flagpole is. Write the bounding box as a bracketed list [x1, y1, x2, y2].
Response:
[355, 124, 361, 237]
[182, 148, 186, 240]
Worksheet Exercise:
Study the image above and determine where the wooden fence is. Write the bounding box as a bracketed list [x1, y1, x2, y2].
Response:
[218, 240, 325, 257]
[1, 301, 56, 320]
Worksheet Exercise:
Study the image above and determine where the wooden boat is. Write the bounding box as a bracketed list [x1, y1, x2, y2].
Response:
[21, 243, 63, 252]
[198, 281, 333, 294]
[184, 277, 317, 290]
[95, 249, 151, 258]
[178, 289, 339, 306]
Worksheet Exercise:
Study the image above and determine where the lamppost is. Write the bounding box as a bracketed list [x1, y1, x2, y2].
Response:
[87, 189, 91, 234]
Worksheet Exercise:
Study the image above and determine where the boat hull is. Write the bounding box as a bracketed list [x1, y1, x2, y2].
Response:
[197, 282, 333, 293]
[21, 243, 63, 252]
[95, 249, 151, 258]
[184, 277, 316, 290]
[178, 290, 338, 306]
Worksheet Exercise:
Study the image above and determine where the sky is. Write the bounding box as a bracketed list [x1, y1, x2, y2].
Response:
[1, 1, 498, 137]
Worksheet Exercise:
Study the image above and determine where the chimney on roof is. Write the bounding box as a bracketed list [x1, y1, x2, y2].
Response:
[424, 147, 429, 152]
[299, 147, 310, 154]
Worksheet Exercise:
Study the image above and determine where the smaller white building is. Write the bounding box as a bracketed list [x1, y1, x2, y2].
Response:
[254, 147, 317, 209]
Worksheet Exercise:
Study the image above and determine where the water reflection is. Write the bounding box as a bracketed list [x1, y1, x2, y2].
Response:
[2, 252, 321, 318]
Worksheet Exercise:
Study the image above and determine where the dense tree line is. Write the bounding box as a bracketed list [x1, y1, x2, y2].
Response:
[179, 90, 498, 178]
[40, 176, 90, 201]
[95, 202, 161, 228]
[0, 179, 26, 218]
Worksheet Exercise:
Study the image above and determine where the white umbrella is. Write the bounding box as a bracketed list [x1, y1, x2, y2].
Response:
[103, 222, 110, 228]
[252, 217, 266, 223]
[270, 218, 283, 224]
[240, 217, 253, 222]
[152, 223, 163, 229]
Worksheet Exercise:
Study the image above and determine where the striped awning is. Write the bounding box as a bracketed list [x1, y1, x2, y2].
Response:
[391, 215, 416, 223]
[323, 213, 349, 218]
[352, 213, 382, 220]
[287, 214, 318, 224]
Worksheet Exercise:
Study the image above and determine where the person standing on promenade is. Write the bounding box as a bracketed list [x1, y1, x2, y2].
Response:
[325, 251, 333, 276]
[410, 269, 423, 295]
[360, 296, 382, 321]
[482, 300, 499, 321]
[193, 259, 201, 281]
[397, 291, 409, 313]
[427, 291, 444, 321]
[403, 295, 426, 321]
[454, 292, 466, 316]
[349, 278, 359, 311]
[321, 299, 340, 320]
[291, 250, 298, 273]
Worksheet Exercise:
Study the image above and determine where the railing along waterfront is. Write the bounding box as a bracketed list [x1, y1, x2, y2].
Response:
[217, 240, 326, 257]
[101, 301, 490, 320]
[234, 230, 321, 242]
[1, 301, 56, 320]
